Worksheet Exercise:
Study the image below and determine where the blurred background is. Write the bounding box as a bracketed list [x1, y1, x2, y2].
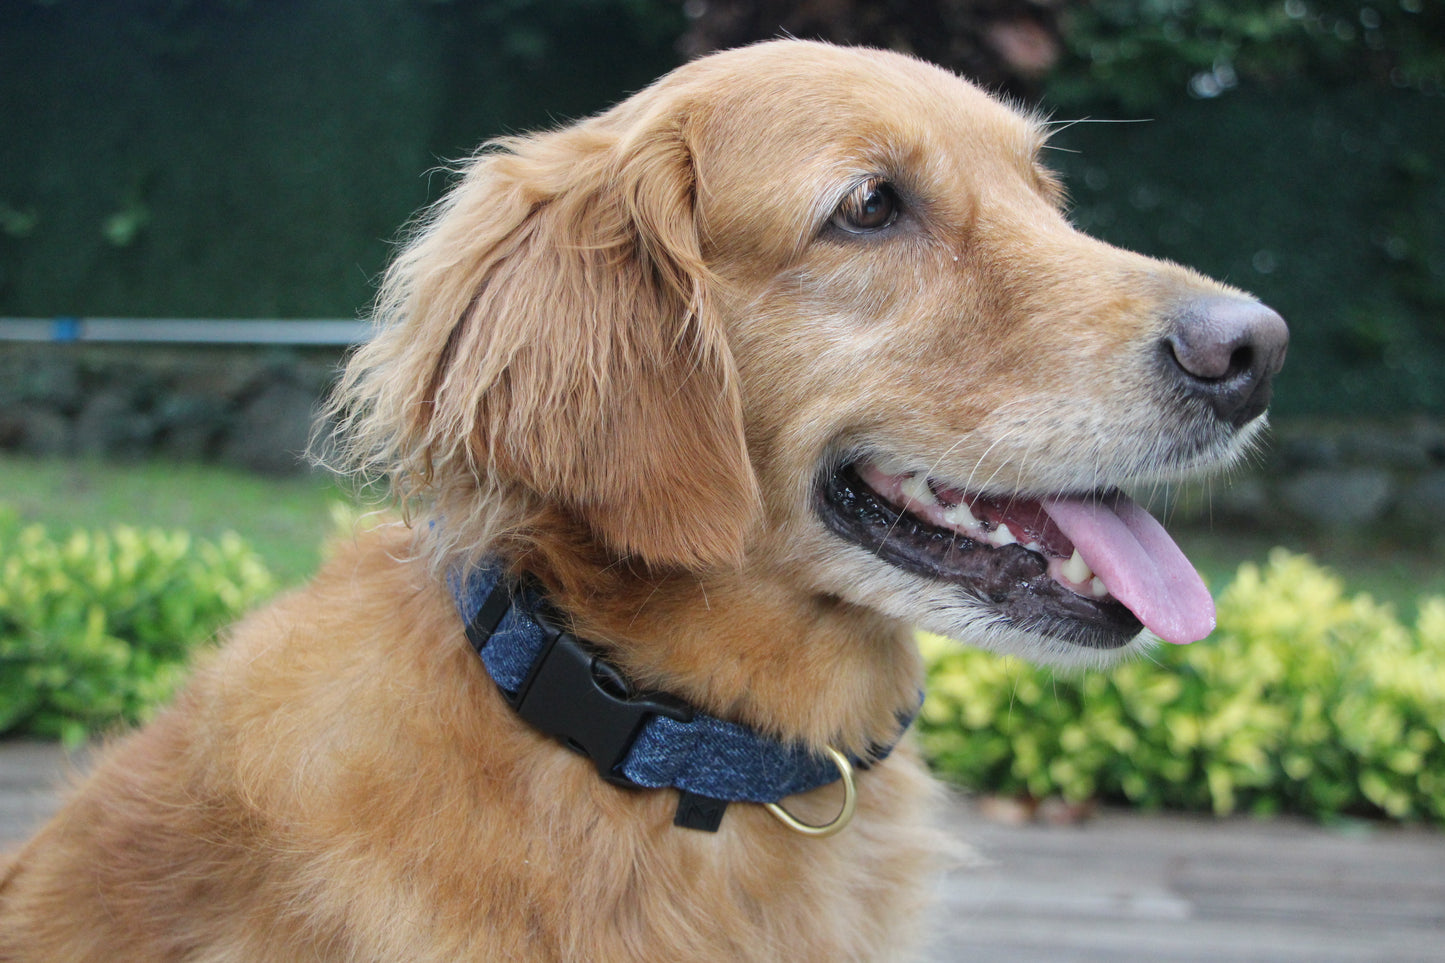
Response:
[3, 0, 1445, 833]
[4, 0, 1444, 411]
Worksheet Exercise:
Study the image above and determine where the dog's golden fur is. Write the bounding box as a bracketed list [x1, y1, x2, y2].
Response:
[2, 41, 1273, 960]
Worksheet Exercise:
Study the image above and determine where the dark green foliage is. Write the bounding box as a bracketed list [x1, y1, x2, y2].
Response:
[1050, 0, 1445, 110]
[1, 1, 1442, 414]
[1039, 1, 1445, 416]
[1043, 84, 1445, 415]
[0, 0, 682, 319]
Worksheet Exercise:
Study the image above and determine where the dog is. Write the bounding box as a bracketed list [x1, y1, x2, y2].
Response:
[0, 40, 1285, 961]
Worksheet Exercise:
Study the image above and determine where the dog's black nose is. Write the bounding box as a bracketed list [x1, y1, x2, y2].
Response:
[1163, 297, 1289, 427]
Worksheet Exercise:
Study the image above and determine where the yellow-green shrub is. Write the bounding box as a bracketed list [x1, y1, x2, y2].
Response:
[920, 550, 1445, 823]
[0, 509, 274, 745]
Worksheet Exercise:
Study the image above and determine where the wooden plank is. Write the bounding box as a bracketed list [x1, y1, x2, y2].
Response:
[930, 794, 1445, 962]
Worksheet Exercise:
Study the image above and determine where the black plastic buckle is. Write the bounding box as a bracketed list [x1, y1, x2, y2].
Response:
[508, 623, 694, 787]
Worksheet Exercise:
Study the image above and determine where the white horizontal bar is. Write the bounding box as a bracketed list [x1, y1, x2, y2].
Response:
[0, 317, 372, 346]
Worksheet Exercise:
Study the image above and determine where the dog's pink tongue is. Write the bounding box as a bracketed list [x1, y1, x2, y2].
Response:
[1043, 494, 1215, 644]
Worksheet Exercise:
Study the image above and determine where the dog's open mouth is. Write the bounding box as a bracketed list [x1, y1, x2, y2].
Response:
[816, 460, 1216, 649]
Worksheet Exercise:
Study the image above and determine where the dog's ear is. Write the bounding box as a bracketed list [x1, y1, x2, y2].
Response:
[340, 114, 760, 570]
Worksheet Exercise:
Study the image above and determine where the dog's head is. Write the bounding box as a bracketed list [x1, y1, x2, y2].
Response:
[334, 40, 1286, 667]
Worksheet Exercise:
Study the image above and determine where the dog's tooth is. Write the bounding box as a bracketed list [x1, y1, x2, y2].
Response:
[900, 474, 937, 507]
[988, 523, 1017, 547]
[1061, 548, 1093, 585]
[1089, 576, 1109, 598]
[942, 501, 978, 529]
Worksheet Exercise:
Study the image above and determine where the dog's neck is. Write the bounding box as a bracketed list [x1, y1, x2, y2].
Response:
[449, 554, 922, 830]
[476, 533, 927, 757]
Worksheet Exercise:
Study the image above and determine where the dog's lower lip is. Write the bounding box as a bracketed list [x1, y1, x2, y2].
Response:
[815, 461, 1143, 648]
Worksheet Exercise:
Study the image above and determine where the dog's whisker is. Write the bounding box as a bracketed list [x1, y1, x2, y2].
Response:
[1040, 116, 1154, 133]
[960, 425, 1022, 495]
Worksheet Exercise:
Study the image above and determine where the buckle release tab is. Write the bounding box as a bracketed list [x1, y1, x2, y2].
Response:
[509, 626, 694, 786]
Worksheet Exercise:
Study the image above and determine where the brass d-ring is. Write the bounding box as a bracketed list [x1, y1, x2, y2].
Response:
[764, 746, 857, 839]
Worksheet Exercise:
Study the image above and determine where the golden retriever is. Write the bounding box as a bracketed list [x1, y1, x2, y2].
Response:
[0, 40, 1286, 961]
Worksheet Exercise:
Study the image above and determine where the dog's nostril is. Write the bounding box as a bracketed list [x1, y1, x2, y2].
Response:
[1164, 297, 1288, 427]
[1226, 344, 1254, 381]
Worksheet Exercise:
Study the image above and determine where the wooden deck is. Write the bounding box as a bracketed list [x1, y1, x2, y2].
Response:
[926, 791, 1445, 961]
[4, 742, 1443, 960]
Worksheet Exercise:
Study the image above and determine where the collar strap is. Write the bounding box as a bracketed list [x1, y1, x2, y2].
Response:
[449, 559, 912, 832]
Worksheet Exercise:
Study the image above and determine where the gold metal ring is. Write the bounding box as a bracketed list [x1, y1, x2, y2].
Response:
[764, 746, 857, 838]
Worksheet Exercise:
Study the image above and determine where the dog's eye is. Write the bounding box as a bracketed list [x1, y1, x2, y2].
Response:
[830, 179, 899, 234]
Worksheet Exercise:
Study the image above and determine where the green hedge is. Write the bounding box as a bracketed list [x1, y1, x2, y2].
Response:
[921, 550, 1445, 823]
[0, 509, 273, 745]
[5, 506, 1442, 826]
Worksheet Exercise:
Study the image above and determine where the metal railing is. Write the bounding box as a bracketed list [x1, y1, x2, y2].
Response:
[0, 317, 371, 346]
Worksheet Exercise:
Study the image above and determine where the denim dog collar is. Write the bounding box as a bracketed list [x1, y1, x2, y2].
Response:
[449, 558, 913, 833]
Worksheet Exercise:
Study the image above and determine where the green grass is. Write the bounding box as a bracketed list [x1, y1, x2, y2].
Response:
[0, 454, 351, 587]
[2, 453, 1442, 618]
[1179, 529, 1445, 623]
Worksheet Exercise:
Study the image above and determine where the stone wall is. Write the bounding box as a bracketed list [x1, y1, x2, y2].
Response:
[2, 344, 1442, 536]
[0, 343, 344, 475]
[1130, 418, 1445, 540]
